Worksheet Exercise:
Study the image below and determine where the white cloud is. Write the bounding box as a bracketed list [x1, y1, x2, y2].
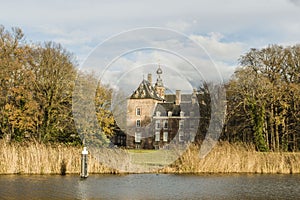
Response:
[166, 20, 192, 32]
[1, 0, 300, 75]
[190, 33, 247, 64]
[82, 29, 242, 97]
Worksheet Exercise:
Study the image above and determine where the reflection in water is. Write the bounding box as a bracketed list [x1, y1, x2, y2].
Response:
[0, 174, 299, 200]
[77, 179, 90, 200]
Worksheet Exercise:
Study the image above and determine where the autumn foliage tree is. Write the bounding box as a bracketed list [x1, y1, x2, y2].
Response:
[0, 25, 115, 145]
[0, 26, 40, 141]
[29, 42, 78, 143]
[225, 45, 300, 151]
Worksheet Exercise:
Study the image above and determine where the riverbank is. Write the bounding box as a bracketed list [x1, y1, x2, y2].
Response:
[0, 140, 299, 174]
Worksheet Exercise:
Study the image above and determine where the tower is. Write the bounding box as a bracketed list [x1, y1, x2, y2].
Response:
[155, 65, 165, 99]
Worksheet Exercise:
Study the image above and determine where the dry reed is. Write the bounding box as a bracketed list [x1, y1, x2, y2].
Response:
[1, 140, 300, 174]
[161, 142, 300, 174]
[0, 140, 113, 175]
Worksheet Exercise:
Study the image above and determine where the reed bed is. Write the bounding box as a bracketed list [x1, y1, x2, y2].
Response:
[0, 140, 299, 174]
[162, 142, 300, 174]
[0, 140, 112, 175]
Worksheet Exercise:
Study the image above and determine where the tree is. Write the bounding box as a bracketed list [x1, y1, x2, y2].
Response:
[0, 25, 80, 143]
[72, 72, 114, 147]
[95, 81, 115, 137]
[0, 26, 41, 141]
[225, 44, 300, 151]
[29, 42, 78, 143]
[0, 25, 118, 145]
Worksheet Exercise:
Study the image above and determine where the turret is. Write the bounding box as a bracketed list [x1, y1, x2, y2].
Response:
[154, 65, 165, 99]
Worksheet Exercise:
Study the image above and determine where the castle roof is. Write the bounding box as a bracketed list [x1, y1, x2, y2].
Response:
[155, 103, 181, 116]
[130, 79, 164, 100]
[153, 102, 200, 117]
[164, 94, 193, 103]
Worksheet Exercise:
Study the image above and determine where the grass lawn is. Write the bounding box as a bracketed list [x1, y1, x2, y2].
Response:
[128, 149, 157, 153]
[127, 149, 179, 167]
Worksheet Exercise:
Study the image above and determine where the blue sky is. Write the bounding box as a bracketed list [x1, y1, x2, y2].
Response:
[1, 0, 300, 87]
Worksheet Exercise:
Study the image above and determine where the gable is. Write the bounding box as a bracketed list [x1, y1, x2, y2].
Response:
[130, 79, 163, 101]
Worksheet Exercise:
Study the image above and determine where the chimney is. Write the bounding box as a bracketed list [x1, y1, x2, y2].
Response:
[147, 73, 152, 85]
[176, 90, 181, 105]
[192, 88, 197, 104]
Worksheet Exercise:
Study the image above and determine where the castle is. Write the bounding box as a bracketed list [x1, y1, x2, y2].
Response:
[112, 66, 200, 149]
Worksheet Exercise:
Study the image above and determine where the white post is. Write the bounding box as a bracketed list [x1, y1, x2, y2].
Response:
[80, 147, 88, 178]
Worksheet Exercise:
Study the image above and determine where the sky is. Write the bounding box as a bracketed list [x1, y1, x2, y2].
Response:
[1, 0, 300, 91]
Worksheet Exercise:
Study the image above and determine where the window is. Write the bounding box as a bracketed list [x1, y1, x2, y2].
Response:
[155, 120, 160, 129]
[179, 131, 184, 142]
[136, 107, 141, 116]
[156, 111, 161, 117]
[163, 120, 168, 129]
[163, 132, 168, 142]
[155, 131, 160, 142]
[135, 132, 141, 143]
[190, 111, 194, 117]
[190, 120, 195, 129]
[180, 111, 184, 117]
[179, 120, 184, 129]
[136, 120, 141, 127]
[190, 132, 196, 142]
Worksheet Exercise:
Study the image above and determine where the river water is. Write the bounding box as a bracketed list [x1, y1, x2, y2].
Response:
[0, 174, 299, 200]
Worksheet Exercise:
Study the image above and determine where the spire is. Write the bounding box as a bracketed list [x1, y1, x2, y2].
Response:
[155, 64, 163, 87]
[157, 65, 162, 75]
[155, 64, 165, 99]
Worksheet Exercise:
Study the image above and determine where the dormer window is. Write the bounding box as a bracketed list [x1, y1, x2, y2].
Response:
[156, 111, 161, 117]
[180, 111, 184, 117]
